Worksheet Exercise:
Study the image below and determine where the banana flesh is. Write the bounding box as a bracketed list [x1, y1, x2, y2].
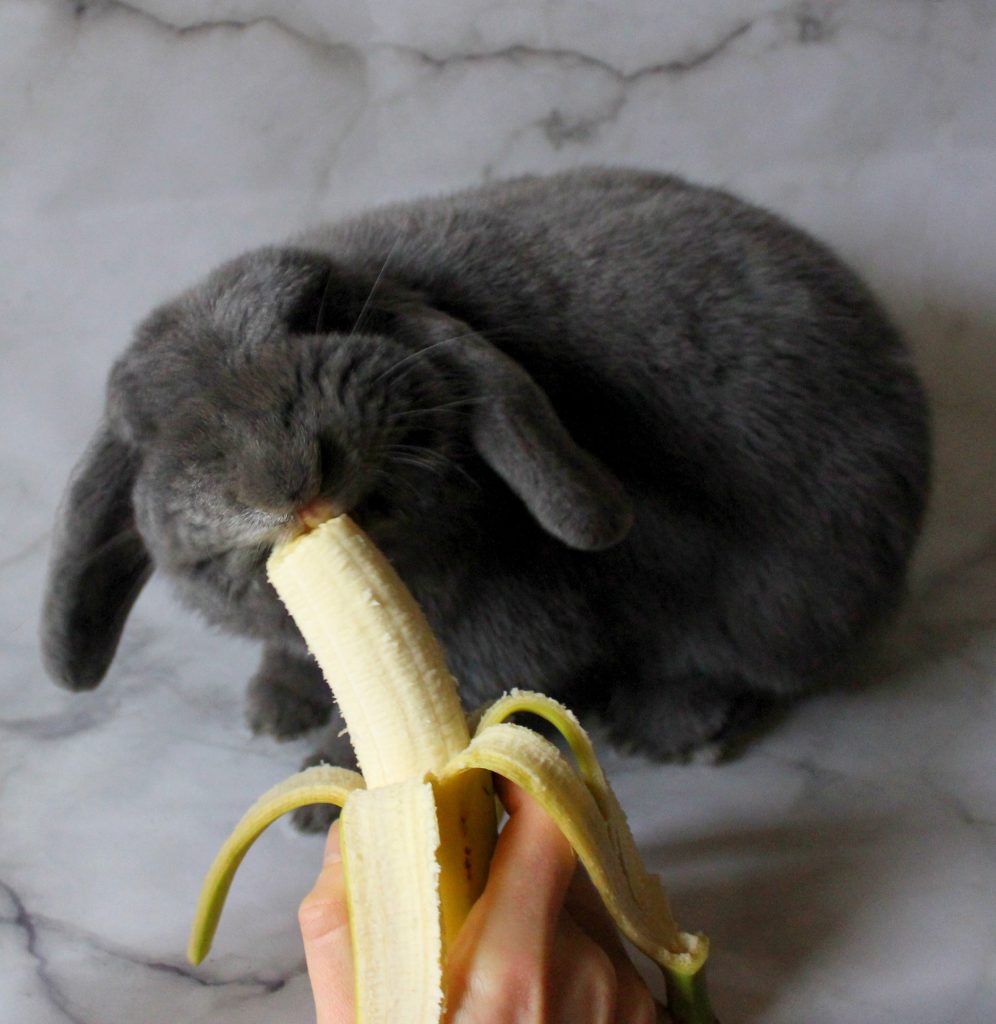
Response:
[187, 516, 716, 1023]
[267, 518, 470, 784]
[342, 781, 444, 1023]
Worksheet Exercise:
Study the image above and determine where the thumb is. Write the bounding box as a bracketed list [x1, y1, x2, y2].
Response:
[299, 823, 355, 1024]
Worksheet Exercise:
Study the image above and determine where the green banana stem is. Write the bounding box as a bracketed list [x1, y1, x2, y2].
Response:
[664, 964, 718, 1024]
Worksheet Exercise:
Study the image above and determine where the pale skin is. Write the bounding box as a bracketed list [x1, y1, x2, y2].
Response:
[299, 779, 666, 1024]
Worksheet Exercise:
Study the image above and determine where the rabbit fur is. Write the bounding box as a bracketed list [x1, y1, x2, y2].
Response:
[42, 168, 930, 825]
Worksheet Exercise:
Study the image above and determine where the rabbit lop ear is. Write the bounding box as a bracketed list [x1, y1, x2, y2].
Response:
[41, 424, 152, 690]
[424, 316, 633, 550]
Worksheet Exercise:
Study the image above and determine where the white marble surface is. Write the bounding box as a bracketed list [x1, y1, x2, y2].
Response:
[2, 1, 995, 1021]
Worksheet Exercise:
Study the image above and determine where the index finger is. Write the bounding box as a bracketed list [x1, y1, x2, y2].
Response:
[444, 779, 577, 1020]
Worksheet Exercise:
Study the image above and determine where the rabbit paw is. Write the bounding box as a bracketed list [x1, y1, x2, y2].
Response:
[291, 740, 359, 833]
[246, 646, 333, 740]
[606, 680, 778, 764]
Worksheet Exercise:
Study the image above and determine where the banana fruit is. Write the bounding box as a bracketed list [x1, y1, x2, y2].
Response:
[187, 515, 717, 1024]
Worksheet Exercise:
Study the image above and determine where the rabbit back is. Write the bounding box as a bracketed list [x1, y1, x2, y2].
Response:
[42, 168, 930, 760]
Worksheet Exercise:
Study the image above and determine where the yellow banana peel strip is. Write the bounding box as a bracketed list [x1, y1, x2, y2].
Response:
[450, 720, 701, 968]
[430, 769, 497, 951]
[471, 691, 714, 1015]
[478, 689, 622, 818]
[187, 764, 364, 965]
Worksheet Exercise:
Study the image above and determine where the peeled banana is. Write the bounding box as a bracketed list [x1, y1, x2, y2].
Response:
[187, 515, 717, 1024]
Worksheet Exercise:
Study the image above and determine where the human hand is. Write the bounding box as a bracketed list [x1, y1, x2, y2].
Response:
[299, 778, 664, 1023]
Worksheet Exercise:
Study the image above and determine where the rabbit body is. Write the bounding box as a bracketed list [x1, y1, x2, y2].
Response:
[43, 168, 930, 785]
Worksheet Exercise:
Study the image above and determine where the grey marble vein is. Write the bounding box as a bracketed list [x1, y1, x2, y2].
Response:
[0, 531, 50, 572]
[1, 879, 90, 1024]
[389, 23, 753, 78]
[0, 874, 296, 1023]
[0, 694, 119, 740]
[67, 0, 359, 64]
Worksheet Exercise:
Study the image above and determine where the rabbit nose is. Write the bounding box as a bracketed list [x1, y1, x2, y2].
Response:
[237, 458, 321, 515]
[296, 497, 344, 530]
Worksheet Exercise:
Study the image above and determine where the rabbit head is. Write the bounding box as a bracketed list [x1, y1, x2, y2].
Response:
[41, 247, 632, 691]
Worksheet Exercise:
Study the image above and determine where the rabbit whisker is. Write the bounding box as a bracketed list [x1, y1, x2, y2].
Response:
[372, 330, 482, 389]
[388, 452, 449, 479]
[348, 239, 401, 339]
[385, 443, 482, 492]
[385, 396, 487, 425]
[72, 525, 145, 575]
[372, 466, 423, 506]
[312, 267, 337, 334]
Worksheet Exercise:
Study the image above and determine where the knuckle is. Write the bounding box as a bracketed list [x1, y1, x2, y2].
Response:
[499, 955, 547, 1024]
[578, 944, 618, 1024]
[465, 952, 546, 1024]
[297, 894, 349, 944]
[627, 982, 659, 1024]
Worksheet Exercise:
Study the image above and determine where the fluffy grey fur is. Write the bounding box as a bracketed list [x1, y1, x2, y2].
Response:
[42, 168, 930, 826]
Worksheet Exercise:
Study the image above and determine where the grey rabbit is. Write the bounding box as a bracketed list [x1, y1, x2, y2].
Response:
[41, 167, 930, 828]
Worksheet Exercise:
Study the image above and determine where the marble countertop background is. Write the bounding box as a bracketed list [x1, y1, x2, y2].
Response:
[2, 1, 994, 1021]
